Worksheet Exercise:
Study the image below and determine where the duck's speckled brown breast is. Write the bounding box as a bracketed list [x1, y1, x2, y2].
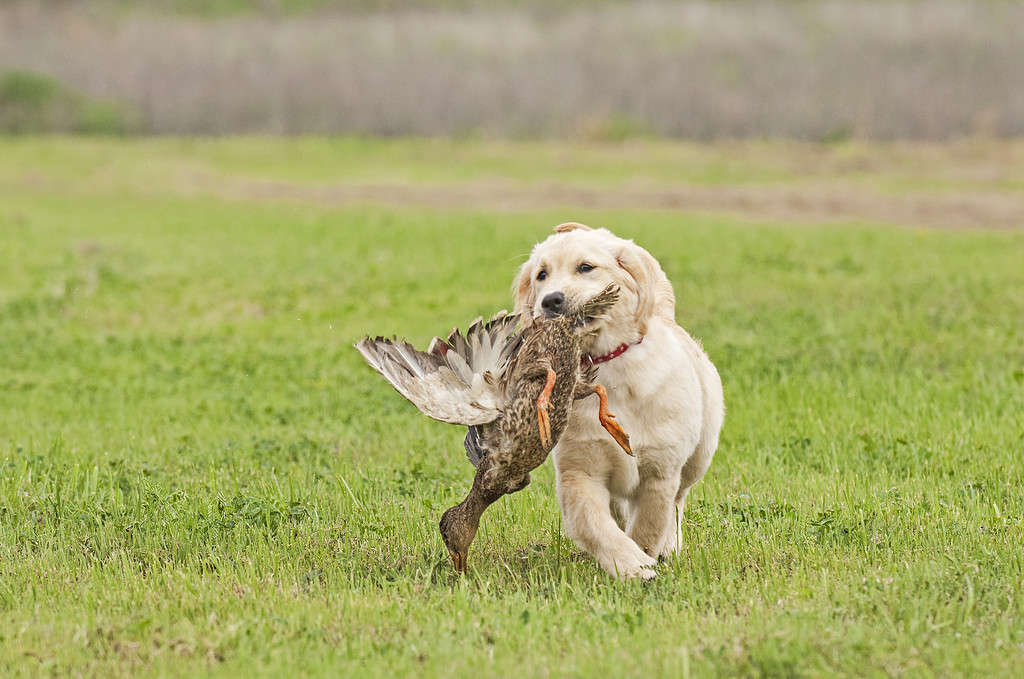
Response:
[489, 315, 584, 481]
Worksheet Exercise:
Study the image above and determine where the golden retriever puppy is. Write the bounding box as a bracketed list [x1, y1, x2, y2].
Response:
[513, 223, 724, 579]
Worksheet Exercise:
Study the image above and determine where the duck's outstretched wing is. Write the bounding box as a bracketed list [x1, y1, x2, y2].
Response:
[355, 311, 521, 426]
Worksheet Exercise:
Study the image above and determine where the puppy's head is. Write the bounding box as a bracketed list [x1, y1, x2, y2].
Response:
[513, 222, 675, 351]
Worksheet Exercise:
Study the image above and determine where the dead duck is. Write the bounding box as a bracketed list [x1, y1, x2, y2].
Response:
[356, 284, 632, 573]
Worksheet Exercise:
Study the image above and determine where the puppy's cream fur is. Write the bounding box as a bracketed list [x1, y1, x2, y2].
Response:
[514, 223, 724, 579]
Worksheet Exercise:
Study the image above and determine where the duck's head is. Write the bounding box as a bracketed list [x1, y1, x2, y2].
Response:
[439, 504, 480, 574]
[571, 284, 620, 334]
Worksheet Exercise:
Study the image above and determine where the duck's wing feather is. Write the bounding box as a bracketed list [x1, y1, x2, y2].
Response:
[463, 422, 502, 468]
[355, 311, 521, 426]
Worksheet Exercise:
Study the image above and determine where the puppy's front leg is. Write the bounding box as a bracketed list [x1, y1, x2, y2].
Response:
[557, 470, 656, 579]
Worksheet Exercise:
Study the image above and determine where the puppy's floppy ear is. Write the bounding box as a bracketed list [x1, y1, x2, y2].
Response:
[616, 241, 675, 334]
[554, 222, 593, 234]
[512, 257, 537, 321]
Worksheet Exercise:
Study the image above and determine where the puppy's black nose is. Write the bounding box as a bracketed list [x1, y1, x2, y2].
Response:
[541, 292, 566, 316]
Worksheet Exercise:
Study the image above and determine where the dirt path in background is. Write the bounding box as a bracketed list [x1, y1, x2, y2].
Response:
[210, 177, 1024, 229]
[8, 168, 1023, 229]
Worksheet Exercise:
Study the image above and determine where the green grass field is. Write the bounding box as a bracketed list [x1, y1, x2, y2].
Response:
[1, 137, 1023, 677]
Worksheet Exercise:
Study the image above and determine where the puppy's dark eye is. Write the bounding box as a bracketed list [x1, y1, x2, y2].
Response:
[536, 270, 547, 281]
[577, 263, 595, 273]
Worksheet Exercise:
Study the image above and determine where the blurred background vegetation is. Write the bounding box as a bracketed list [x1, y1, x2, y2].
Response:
[0, 70, 137, 134]
[2, 0, 1022, 139]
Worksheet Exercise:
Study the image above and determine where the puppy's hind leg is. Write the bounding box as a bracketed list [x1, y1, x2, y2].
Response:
[659, 430, 718, 559]
[657, 485, 686, 560]
[626, 468, 682, 558]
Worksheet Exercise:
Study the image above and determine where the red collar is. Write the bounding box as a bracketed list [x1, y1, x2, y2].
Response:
[583, 337, 643, 366]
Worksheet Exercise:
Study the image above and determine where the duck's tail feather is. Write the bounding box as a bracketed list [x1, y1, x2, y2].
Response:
[355, 310, 521, 426]
[576, 284, 620, 320]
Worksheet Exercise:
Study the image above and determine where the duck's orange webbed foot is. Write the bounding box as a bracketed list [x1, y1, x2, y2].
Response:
[536, 368, 557, 448]
[594, 384, 633, 456]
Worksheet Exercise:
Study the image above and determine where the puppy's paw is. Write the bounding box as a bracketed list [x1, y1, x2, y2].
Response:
[636, 566, 658, 581]
[615, 561, 658, 580]
[657, 532, 682, 560]
[603, 548, 657, 580]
